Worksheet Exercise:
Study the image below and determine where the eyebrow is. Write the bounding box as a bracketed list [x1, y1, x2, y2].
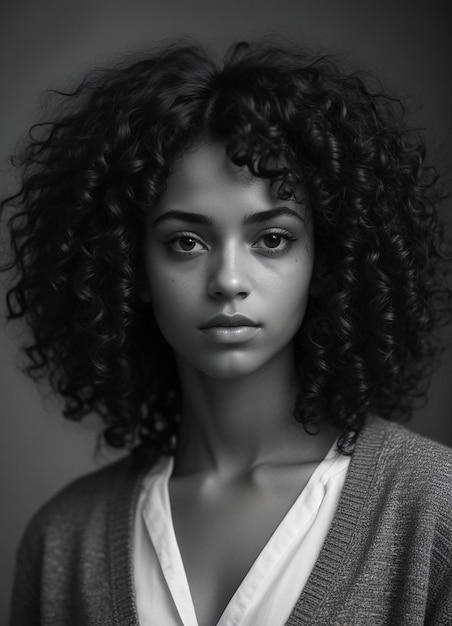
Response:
[152, 207, 304, 227]
[153, 210, 213, 226]
[244, 207, 304, 224]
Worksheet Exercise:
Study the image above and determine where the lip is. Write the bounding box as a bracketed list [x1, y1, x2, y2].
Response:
[200, 313, 259, 329]
[200, 325, 260, 343]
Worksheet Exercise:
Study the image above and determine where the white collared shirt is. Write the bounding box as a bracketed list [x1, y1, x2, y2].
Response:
[133, 443, 350, 626]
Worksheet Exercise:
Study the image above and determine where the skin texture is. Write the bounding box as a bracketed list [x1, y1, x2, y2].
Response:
[144, 141, 314, 382]
[142, 141, 339, 625]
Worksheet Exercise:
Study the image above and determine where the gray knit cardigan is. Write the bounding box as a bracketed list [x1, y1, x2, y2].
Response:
[10, 417, 452, 625]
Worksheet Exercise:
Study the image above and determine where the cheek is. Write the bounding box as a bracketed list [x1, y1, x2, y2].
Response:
[150, 275, 183, 317]
[271, 256, 314, 313]
[147, 277, 188, 351]
[145, 258, 200, 329]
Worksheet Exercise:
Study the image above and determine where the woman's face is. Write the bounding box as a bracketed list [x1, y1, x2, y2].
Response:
[143, 141, 315, 380]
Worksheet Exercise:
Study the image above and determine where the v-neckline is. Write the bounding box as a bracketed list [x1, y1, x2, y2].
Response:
[142, 441, 344, 626]
[107, 418, 387, 626]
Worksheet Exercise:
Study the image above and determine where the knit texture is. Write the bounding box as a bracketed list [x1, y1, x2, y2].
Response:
[10, 417, 452, 625]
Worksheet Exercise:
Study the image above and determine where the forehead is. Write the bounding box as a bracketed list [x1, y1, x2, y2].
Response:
[153, 141, 305, 217]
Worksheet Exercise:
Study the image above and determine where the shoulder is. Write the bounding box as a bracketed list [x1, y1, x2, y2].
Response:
[358, 417, 452, 517]
[18, 453, 148, 552]
[11, 452, 157, 623]
[373, 417, 452, 477]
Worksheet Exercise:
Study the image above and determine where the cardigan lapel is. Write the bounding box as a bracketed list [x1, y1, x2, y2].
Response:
[285, 418, 388, 625]
[108, 451, 160, 626]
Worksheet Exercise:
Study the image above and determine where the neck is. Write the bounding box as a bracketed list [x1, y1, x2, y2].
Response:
[172, 345, 333, 478]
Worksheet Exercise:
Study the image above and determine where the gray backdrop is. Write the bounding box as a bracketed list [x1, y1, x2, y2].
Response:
[1, 0, 451, 621]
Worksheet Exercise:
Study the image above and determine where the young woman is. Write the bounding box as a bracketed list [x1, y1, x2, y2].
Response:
[3, 41, 452, 625]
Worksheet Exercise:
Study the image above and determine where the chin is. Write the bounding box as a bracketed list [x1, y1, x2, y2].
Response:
[192, 351, 278, 381]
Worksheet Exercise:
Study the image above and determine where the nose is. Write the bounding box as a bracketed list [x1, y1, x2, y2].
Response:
[207, 242, 250, 300]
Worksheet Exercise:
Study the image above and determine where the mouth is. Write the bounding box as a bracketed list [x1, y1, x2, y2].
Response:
[200, 313, 261, 344]
[200, 313, 260, 330]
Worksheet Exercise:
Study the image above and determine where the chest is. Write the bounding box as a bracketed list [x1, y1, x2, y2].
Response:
[168, 467, 315, 626]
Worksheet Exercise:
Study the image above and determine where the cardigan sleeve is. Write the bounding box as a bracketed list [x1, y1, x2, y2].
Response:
[8, 456, 142, 626]
[9, 522, 43, 626]
[427, 548, 452, 625]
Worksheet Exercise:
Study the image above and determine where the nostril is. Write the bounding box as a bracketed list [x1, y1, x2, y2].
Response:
[212, 288, 249, 299]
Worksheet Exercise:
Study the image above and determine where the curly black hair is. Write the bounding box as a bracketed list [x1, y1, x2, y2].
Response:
[1, 40, 450, 455]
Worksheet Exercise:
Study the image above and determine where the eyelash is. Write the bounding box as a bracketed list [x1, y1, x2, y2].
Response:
[165, 232, 207, 256]
[165, 229, 297, 257]
[252, 229, 297, 255]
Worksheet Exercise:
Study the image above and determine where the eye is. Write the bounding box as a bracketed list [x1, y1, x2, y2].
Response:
[166, 233, 207, 255]
[262, 233, 283, 248]
[179, 236, 198, 251]
[252, 229, 296, 255]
